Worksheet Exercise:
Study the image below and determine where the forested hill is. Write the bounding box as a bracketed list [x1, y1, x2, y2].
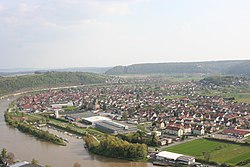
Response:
[105, 60, 250, 76]
[0, 72, 107, 95]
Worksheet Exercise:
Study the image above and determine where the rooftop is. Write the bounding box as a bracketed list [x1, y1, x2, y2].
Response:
[82, 116, 111, 123]
[156, 151, 183, 160]
[9, 161, 30, 167]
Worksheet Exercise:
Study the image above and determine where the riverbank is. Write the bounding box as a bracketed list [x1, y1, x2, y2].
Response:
[4, 111, 66, 146]
[0, 97, 154, 167]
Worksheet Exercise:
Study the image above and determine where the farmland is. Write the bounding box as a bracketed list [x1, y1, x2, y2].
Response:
[164, 139, 250, 165]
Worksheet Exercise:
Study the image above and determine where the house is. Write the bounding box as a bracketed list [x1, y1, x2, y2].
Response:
[158, 138, 173, 146]
[158, 138, 167, 146]
[165, 126, 184, 136]
[192, 126, 205, 135]
[183, 124, 192, 134]
[147, 131, 161, 137]
[156, 121, 165, 129]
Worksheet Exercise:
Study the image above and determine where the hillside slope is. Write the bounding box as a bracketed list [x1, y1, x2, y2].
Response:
[105, 60, 250, 75]
[0, 72, 107, 95]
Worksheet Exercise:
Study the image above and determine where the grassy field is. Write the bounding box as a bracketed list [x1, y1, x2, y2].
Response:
[244, 136, 250, 143]
[164, 139, 250, 165]
[224, 93, 250, 104]
[201, 90, 250, 104]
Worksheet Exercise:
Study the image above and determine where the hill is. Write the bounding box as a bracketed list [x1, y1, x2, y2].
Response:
[105, 60, 250, 76]
[0, 67, 111, 76]
[199, 76, 249, 86]
[0, 72, 107, 95]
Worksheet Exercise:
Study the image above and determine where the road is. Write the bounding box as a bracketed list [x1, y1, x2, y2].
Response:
[159, 134, 211, 150]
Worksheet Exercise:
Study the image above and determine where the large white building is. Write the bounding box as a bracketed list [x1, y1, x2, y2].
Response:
[82, 116, 111, 125]
[154, 151, 195, 165]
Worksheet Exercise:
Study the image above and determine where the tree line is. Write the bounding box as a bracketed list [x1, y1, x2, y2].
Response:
[117, 131, 159, 147]
[85, 134, 148, 160]
[4, 112, 66, 146]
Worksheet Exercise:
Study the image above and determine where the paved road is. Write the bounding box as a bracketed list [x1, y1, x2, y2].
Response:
[159, 134, 212, 150]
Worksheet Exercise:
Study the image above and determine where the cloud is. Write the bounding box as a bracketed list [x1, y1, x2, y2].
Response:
[0, 4, 8, 12]
[2, 16, 17, 25]
[0, 0, 140, 50]
[41, 18, 106, 31]
[42, 20, 58, 28]
[102, 3, 131, 15]
[86, 0, 135, 16]
[18, 3, 39, 13]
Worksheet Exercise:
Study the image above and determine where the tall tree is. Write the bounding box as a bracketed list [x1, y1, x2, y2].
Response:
[1, 148, 7, 159]
[73, 162, 81, 167]
[151, 132, 159, 146]
[31, 158, 39, 165]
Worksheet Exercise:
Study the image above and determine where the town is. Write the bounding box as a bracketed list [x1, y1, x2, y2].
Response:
[3, 76, 249, 166]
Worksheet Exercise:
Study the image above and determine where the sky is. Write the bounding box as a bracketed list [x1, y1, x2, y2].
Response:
[0, 0, 250, 69]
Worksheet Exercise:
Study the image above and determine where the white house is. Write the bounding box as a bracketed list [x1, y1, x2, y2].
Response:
[165, 126, 184, 136]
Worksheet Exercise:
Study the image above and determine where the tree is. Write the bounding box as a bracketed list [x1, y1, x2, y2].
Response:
[31, 158, 39, 165]
[122, 111, 128, 121]
[1, 148, 7, 159]
[102, 103, 107, 111]
[137, 130, 144, 143]
[151, 132, 159, 146]
[73, 162, 81, 167]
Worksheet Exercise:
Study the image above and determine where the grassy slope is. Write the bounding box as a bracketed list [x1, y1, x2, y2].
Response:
[165, 139, 250, 165]
[0, 72, 107, 95]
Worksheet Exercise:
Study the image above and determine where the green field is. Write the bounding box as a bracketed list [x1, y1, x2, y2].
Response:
[225, 93, 250, 104]
[164, 139, 250, 165]
[201, 91, 250, 104]
[245, 136, 250, 143]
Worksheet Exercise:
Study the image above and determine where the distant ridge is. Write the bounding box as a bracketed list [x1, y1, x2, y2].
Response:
[0, 67, 111, 76]
[105, 60, 250, 76]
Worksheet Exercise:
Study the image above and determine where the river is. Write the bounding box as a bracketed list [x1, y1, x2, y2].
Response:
[0, 97, 153, 167]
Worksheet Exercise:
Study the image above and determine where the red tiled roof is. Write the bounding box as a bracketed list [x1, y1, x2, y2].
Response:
[22, 104, 34, 109]
[166, 125, 181, 131]
[223, 128, 250, 136]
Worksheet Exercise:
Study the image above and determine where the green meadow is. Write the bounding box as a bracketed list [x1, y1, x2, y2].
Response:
[164, 139, 250, 165]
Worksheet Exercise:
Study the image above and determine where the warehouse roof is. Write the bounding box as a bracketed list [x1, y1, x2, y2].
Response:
[156, 151, 183, 160]
[82, 116, 111, 123]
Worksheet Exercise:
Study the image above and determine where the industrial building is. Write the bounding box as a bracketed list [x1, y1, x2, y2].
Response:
[153, 151, 195, 165]
[95, 120, 137, 134]
[82, 116, 137, 134]
[82, 116, 111, 125]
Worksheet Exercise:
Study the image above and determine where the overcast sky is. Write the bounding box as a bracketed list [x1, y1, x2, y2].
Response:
[0, 0, 250, 69]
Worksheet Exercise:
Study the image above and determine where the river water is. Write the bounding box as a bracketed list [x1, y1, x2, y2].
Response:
[0, 97, 153, 167]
